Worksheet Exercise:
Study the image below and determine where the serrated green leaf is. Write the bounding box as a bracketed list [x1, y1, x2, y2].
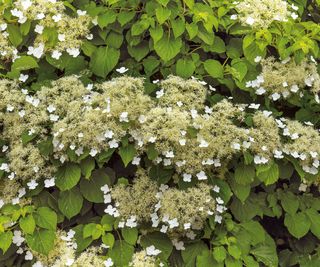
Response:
[284, 212, 311, 239]
[80, 169, 110, 203]
[108, 241, 134, 266]
[102, 233, 115, 248]
[213, 246, 227, 262]
[154, 33, 182, 62]
[11, 56, 38, 71]
[256, 162, 279, 185]
[176, 58, 195, 78]
[26, 229, 55, 255]
[34, 207, 57, 231]
[80, 157, 95, 179]
[118, 144, 136, 167]
[0, 232, 13, 254]
[19, 215, 36, 234]
[58, 188, 83, 219]
[89, 46, 120, 77]
[141, 232, 173, 260]
[55, 163, 81, 191]
[304, 209, 320, 238]
[121, 227, 138, 245]
[234, 164, 255, 185]
[156, 7, 171, 24]
[204, 59, 224, 78]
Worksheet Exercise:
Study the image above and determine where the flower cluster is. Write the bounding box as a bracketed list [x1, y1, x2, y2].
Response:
[1, 75, 320, 200]
[1, 0, 91, 60]
[233, 0, 298, 28]
[129, 250, 159, 267]
[31, 230, 106, 267]
[110, 169, 220, 237]
[247, 57, 320, 100]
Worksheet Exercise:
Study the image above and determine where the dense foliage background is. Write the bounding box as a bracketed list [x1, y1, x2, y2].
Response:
[1, 0, 320, 266]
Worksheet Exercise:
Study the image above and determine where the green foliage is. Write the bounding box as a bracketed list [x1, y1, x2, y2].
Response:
[1, 0, 320, 265]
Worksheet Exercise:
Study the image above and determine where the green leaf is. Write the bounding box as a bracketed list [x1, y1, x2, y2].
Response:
[304, 209, 320, 238]
[89, 46, 120, 77]
[186, 23, 198, 39]
[196, 250, 217, 266]
[228, 245, 242, 260]
[7, 24, 22, 46]
[251, 235, 278, 267]
[108, 241, 134, 266]
[21, 130, 37, 145]
[127, 41, 150, 62]
[11, 56, 38, 71]
[80, 157, 95, 179]
[230, 179, 250, 203]
[131, 20, 150, 36]
[284, 212, 311, 239]
[213, 246, 227, 262]
[280, 191, 299, 216]
[256, 162, 279, 185]
[118, 144, 136, 167]
[26, 229, 55, 255]
[19, 215, 36, 234]
[227, 38, 243, 59]
[121, 227, 138, 245]
[154, 33, 182, 62]
[149, 165, 173, 184]
[150, 25, 164, 43]
[156, 7, 171, 24]
[102, 233, 115, 248]
[172, 18, 185, 38]
[37, 138, 53, 157]
[0, 232, 13, 253]
[141, 232, 173, 260]
[98, 10, 117, 28]
[176, 58, 195, 78]
[231, 60, 248, 82]
[58, 188, 83, 219]
[241, 221, 266, 245]
[80, 169, 111, 203]
[234, 164, 255, 185]
[83, 223, 103, 240]
[81, 41, 96, 57]
[181, 241, 207, 266]
[143, 56, 160, 74]
[204, 59, 224, 78]
[55, 163, 81, 191]
[117, 11, 136, 26]
[210, 36, 226, 53]
[34, 207, 57, 231]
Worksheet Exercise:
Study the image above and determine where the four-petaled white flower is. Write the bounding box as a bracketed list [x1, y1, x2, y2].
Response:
[104, 258, 114, 267]
[25, 251, 33, 260]
[183, 173, 192, 182]
[196, 171, 207, 180]
[146, 245, 161, 256]
[66, 48, 80, 57]
[44, 178, 55, 188]
[19, 74, 29, 82]
[156, 89, 164, 98]
[101, 184, 110, 194]
[52, 14, 62, 22]
[172, 239, 185, 250]
[116, 67, 128, 74]
[34, 25, 44, 34]
[52, 50, 62, 60]
[27, 179, 38, 190]
[77, 10, 87, 16]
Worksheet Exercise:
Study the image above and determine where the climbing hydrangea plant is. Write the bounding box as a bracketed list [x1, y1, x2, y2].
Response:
[0, 0, 320, 266]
